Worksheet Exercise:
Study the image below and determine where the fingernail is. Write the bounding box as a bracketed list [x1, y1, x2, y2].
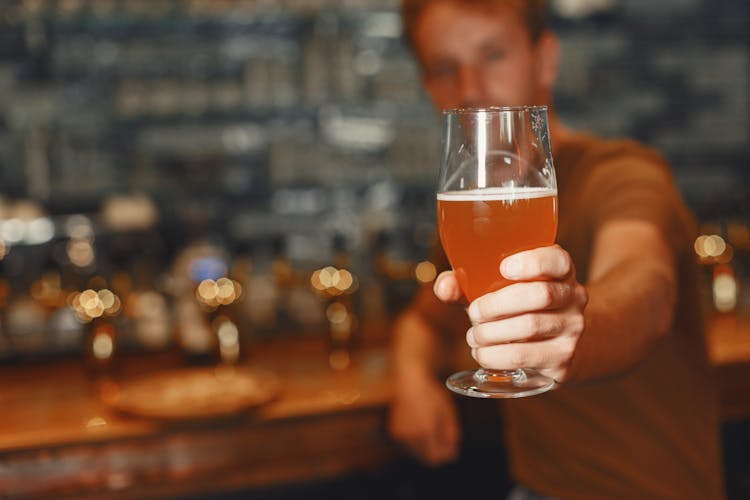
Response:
[468, 301, 479, 322]
[466, 328, 476, 347]
[502, 257, 521, 279]
[434, 277, 449, 297]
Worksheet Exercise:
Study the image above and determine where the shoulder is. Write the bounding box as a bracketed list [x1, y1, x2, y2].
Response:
[559, 133, 696, 252]
[560, 132, 669, 173]
[557, 132, 676, 197]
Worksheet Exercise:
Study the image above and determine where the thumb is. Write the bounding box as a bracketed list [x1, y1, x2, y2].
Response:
[433, 271, 465, 303]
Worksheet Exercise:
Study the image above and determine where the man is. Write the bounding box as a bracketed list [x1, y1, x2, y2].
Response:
[388, 1, 725, 498]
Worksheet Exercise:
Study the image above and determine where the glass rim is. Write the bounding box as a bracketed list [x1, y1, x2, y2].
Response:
[442, 105, 547, 115]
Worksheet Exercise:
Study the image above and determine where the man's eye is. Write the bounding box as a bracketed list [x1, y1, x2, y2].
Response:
[484, 48, 506, 61]
[427, 63, 457, 80]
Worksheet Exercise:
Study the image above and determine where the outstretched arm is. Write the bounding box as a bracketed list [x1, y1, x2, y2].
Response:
[436, 219, 677, 384]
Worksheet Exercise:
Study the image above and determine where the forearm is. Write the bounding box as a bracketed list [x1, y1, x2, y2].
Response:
[569, 257, 676, 382]
[391, 310, 444, 380]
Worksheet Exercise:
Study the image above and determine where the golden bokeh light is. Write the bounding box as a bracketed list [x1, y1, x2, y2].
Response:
[694, 234, 732, 264]
[326, 301, 354, 341]
[98, 289, 116, 309]
[215, 316, 241, 365]
[415, 260, 437, 283]
[713, 272, 737, 313]
[85, 416, 108, 429]
[70, 288, 121, 322]
[336, 269, 354, 291]
[694, 235, 708, 258]
[216, 277, 239, 305]
[310, 269, 324, 291]
[705, 235, 726, 257]
[195, 278, 242, 309]
[329, 349, 351, 371]
[67, 238, 95, 268]
[319, 266, 338, 288]
[216, 318, 239, 346]
[326, 302, 349, 324]
[197, 279, 219, 301]
[92, 331, 114, 360]
[310, 266, 358, 296]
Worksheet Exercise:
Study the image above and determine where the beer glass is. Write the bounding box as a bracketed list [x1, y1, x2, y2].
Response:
[437, 106, 558, 398]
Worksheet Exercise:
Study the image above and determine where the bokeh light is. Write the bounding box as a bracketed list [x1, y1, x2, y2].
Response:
[92, 331, 114, 360]
[694, 234, 733, 264]
[415, 260, 437, 283]
[195, 277, 242, 309]
[310, 266, 358, 296]
[713, 265, 737, 313]
[67, 239, 95, 268]
[329, 349, 351, 371]
[70, 288, 121, 322]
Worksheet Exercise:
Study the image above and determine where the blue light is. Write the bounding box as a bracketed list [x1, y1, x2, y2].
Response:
[190, 257, 228, 282]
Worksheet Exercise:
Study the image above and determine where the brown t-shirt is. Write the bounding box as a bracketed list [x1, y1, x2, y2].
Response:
[410, 132, 725, 499]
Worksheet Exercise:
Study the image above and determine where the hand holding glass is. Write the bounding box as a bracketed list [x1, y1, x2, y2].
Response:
[437, 106, 558, 398]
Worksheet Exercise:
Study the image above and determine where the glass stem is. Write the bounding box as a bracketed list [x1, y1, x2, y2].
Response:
[473, 368, 528, 384]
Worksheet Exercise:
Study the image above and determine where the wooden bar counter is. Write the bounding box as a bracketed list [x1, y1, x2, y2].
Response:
[0, 337, 397, 498]
[1, 315, 749, 498]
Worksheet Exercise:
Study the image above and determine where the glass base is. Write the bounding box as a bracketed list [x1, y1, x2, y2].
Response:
[446, 368, 555, 399]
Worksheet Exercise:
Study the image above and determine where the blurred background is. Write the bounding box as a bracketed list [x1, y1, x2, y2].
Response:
[0, 0, 747, 498]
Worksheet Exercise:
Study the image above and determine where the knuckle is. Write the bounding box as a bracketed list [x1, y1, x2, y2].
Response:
[559, 338, 576, 360]
[526, 314, 543, 334]
[471, 324, 487, 345]
[577, 284, 589, 306]
[545, 316, 563, 337]
[550, 346, 574, 374]
[569, 313, 585, 336]
[474, 298, 489, 319]
[536, 282, 554, 307]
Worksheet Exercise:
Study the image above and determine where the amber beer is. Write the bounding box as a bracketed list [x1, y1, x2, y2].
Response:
[437, 187, 558, 302]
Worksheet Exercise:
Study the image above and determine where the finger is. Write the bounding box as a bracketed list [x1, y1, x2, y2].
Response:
[466, 312, 564, 347]
[471, 338, 574, 381]
[468, 281, 575, 323]
[393, 424, 430, 462]
[433, 270, 464, 303]
[500, 245, 574, 281]
[425, 422, 459, 466]
[405, 430, 449, 467]
[437, 405, 461, 458]
[393, 417, 453, 466]
[389, 411, 434, 462]
[406, 437, 434, 464]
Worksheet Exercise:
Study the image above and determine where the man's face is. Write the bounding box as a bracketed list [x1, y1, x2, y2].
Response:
[412, 1, 555, 110]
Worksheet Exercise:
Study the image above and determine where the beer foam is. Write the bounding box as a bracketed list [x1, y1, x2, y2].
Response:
[437, 187, 557, 201]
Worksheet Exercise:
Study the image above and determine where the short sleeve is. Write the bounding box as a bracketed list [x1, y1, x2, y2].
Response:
[579, 142, 696, 254]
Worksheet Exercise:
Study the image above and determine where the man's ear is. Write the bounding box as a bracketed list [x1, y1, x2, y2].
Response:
[535, 31, 561, 92]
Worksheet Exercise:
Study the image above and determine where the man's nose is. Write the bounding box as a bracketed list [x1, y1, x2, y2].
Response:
[457, 65, 484, 108]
